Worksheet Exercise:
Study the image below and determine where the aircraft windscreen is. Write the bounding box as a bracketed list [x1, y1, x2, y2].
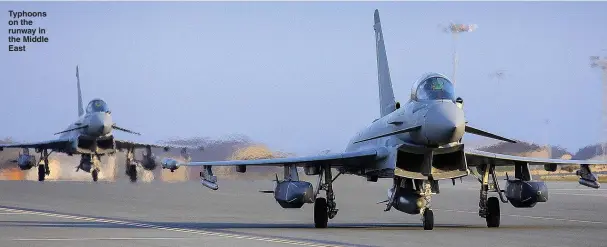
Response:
[86, 99, 110, 113]
[416, 77, 455, 101]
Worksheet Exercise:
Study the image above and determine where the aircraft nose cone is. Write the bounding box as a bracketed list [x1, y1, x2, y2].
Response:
[422, 101, 465, 145]
[87, 113, 113, 136]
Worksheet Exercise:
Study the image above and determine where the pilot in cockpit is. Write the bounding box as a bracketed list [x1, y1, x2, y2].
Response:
[416, 77, 455, 101]
[86, 99, 110, 114]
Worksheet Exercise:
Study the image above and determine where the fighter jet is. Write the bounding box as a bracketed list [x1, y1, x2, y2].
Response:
[0, 66, 192, 182]
[161, 10, 605, 230]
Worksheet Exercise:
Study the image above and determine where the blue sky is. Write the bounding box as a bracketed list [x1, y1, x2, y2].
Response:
[1, 2, 606, 155]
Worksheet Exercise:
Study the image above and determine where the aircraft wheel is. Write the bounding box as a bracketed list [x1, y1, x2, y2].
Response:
[486, 197, 500, 228]
[314, 197, 328, 228]
[38, 165, 46, 181]
[423, 208, 434, 230]
[127, 165, 137, 183]
[92, 169, 99, 182]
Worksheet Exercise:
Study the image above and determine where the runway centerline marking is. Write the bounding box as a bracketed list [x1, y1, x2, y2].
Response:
[438, 209, 605, 224]
[0, 207, 353, 247]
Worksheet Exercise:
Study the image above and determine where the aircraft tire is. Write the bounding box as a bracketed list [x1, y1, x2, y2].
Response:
[423, 209, 434, 230]
[37, 165, 45, 182]
[314, 197, 328, 228]
[128, 165, 137, 183]
[486, 197, 500, 228]
[92, 169, 98, 182]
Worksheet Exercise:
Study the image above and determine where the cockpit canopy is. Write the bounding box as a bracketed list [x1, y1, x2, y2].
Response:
[412, 75, 456, 101]
[86, 99, 110, 113]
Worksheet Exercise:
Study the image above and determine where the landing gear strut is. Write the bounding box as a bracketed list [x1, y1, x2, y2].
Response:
[313, 165, 340, 228]
[419, 180, 435, 230]
[77, 154, 102, 182]
[92, 155, 100, 182]
[37, 149, 51, 181]
[475, 164, 505, 228]
[125, 148, 137, 183]
[385, 177, 437, 230]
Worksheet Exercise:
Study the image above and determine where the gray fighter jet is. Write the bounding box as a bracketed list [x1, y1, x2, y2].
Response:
[1, 66, 190, 182]
[161, 10, 605, 230]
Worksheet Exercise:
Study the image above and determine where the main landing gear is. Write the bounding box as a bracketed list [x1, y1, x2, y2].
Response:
[125, 148, 137, 183]
[37, 149, 52, 181]
[422, 208, 434, 230]
[313, 165, 341, 228]
[475, 164, 506, 228]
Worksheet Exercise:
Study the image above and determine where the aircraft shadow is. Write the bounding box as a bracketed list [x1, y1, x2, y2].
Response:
[0, 221, 381, 247]
[1, 204, 604, 235]
[0, 220, 599, 231]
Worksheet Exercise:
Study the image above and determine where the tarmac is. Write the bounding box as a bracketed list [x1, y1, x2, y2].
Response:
[0, 175, 606, 247]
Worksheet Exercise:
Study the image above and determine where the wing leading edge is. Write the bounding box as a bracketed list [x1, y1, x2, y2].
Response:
[114, 139, 196, 151]
[0, 138, 72, 151]
[465, 148, 605, 189]
[163, 148, 384, 170]
[464, 149, 607, 167]
[1, 139, 195, 151]
[160, 147, 384, 191]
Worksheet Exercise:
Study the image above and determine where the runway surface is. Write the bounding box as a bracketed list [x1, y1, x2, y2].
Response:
[0, 176, 606, 247]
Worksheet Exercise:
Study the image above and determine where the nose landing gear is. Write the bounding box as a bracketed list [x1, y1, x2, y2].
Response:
[37, 149, 52, 181]
[125, 148, 138, 183]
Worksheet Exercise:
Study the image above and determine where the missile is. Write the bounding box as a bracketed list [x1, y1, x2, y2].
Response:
[579, 178, 600, 189]
[201, 179, 219, 190]
[161, 158, 179, 171]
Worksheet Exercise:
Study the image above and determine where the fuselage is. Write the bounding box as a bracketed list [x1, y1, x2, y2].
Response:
[345, 73, 465, 154]
[57, 99, 116, 155]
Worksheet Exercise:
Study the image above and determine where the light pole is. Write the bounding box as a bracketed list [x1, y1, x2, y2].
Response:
[443, 22, 478, 85]
[590, 55, 607, 159]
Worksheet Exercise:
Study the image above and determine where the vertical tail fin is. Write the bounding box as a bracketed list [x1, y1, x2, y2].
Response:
[76, 65, 84, 116]
[373, 9, 397, 117]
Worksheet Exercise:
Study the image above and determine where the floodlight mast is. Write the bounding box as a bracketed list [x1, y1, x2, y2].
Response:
[590, 55, 607, 159]
[443, 22, 477, 85]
